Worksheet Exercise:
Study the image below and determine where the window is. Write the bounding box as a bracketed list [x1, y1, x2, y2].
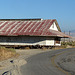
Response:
[55, 38, 60, 44]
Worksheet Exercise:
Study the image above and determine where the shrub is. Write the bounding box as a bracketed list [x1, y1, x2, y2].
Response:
[61, 41, 75, 47]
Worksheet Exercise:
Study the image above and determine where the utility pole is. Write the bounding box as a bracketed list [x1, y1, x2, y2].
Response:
[69, 31, 71, 42]
[64, 31, 65, 42]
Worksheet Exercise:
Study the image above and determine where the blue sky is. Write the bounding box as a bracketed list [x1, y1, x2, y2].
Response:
[0, 0, 75, 32]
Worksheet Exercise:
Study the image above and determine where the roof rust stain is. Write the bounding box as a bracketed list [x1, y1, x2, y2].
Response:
[0, 19, 70, 38]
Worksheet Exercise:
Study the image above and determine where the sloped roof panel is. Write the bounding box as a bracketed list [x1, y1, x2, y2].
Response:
[0, 19, 70, 38]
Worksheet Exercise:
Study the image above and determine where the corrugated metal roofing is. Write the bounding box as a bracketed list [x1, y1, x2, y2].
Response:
[0, 19, 70, 37]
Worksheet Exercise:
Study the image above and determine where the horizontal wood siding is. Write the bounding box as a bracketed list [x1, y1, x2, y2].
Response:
[0, 36, 46, 46]
[0, 36, 61, 46]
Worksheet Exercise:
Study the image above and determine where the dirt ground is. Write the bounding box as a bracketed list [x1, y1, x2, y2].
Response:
[16, 49, 52, 59]
[0, 49, 52, 75]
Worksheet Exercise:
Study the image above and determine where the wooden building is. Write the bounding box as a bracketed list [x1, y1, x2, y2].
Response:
[0, 19, 70, 48]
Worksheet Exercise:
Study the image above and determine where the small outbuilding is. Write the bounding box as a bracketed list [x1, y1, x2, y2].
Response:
[0, 19, 70, 48]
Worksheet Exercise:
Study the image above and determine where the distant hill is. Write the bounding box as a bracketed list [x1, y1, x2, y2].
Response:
[62, 31, 75, 41]
[70, 33, 75, 37]
[71, 30, 75, 33]
[70, 32, 75, 41]
[70, 30, 75, 37]
[62, 31, 75, 37]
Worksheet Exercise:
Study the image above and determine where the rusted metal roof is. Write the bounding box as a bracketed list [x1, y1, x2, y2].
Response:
[49, 30, 71, 38]
[0, 19, 70, 38]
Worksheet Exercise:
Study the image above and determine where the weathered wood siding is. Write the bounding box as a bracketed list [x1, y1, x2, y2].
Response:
[0, 36, 46, 46]
[0, 36, 61, 46]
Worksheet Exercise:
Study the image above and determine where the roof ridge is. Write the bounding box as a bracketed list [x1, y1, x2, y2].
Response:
[0, 19, 57, 21]
[0, 18, 43, 21]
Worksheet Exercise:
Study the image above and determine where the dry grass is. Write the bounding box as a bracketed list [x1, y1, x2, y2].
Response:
[0, 47, 19, 61]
